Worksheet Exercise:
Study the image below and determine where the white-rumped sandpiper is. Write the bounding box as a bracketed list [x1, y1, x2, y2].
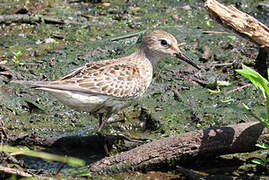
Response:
[13, 30, 200, 143]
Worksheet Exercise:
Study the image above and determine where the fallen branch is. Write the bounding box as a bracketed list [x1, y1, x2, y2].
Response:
[4, 122, 268, 174]
[0, 165, 33, 177]
[0, 14, 81, 26]
[90, 122, 268, 173]
[110, 31, 145, 41]
[204, 0, 269, 51]
[225, 83, 251, 94]
[204, 0, 269, 79]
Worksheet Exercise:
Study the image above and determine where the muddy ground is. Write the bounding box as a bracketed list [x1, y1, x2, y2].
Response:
[0, 0, 269, 179]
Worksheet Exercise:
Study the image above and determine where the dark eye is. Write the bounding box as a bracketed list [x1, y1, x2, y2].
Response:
[160, 39, 168, 46]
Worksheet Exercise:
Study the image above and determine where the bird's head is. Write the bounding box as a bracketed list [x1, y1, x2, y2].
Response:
[141, 30, 200, 70]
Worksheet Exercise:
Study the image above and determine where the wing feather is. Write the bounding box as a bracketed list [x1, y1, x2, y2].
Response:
[18, 58, 147, 98]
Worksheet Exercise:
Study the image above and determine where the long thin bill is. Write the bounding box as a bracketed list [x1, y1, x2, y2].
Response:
[176, 51, 201, 70]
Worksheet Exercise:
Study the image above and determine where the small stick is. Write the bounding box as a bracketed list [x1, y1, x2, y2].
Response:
[202, 30, 229, 34]
[0, 14, 81, 26]
[110, 31, 145, 41]
[213, 63, 233, 67]
[0, 165, 33, 177]
[55, 163, 65, 175]
[226, 83, 251, 94]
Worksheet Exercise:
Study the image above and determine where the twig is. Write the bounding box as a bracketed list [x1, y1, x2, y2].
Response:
[202, 30, 229, 34]
[242, 105, 269, 129]
[79, 14, 93, 19]
[0, 165, 33, 177]
[226, 83, 251, 94]
[110, 31, 145, 41]
[0, 14, 81, 26]
[55, 163, 65, 175]
[213, 62, 233, 67]
[0, 126, 8, 145]
[42, 16, 80, 26]
[20, 62, 43, 66]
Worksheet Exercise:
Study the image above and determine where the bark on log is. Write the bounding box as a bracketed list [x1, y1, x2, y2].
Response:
[204, 0, 269, 79]
[90, 122, 268, 173]
[204, 0, 269, 52]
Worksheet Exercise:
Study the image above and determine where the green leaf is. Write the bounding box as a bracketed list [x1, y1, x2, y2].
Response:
[14, 51, 23, 58]
[220, 98, 234, 103]
[217, 80, 232, 87]
[264, 120, 269, 130]
[252, 158, 263, 165]
[236, 65, 269, 98]
[228, 35, 236, 40]
[260, 112, 267, 120]
[256, 143, 269, 149]
[242, 103, 250, 111]
[71, 170, 91, 177]
[35, 14, 42, 19]
[261, 156, 268, 163]
[0, 145, 85, 167]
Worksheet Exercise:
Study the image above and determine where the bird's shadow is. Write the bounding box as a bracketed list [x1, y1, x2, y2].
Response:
[8, 134, 119, 170]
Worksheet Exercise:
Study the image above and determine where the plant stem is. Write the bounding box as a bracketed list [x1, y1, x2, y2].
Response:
[266, 96, 269, 130]
[245, 106, 267, 128]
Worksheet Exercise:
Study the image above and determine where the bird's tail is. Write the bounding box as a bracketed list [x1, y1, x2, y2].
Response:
[11, 79, 91, 93]
[11, 80, 49, 88]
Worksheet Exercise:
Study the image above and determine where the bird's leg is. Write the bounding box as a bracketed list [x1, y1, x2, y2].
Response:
[97, 113, 112, 155]
[97, 113, 105, 133]
[97, 113, 150, 155]
[97, 112, 113, 133]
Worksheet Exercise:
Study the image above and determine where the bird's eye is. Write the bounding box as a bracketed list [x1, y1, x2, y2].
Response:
[160, 39, 168, 46]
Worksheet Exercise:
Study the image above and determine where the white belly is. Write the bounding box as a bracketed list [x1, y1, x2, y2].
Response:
[38, 87, 133, 114]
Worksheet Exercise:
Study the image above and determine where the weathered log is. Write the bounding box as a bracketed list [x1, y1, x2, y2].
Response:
[204, 0, 269, 78]
[90, 122, 268, 173]
[204, 0, 269, 51]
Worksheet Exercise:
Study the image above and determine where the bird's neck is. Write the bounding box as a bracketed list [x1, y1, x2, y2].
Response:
[131, 48, 154, 91]
[136, 47, 160, 72]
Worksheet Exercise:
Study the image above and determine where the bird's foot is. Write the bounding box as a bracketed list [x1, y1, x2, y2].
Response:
[97, 132, 152, 155]
[111, 134, 151, 143]
[97, 132, 114, 156]
[101, 133, 152, 145]
[108, 134, 152, 152]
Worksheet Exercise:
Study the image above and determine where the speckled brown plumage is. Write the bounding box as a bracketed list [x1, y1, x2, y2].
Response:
[56, 57, 150, 98]
[13, 30, 200, 133]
